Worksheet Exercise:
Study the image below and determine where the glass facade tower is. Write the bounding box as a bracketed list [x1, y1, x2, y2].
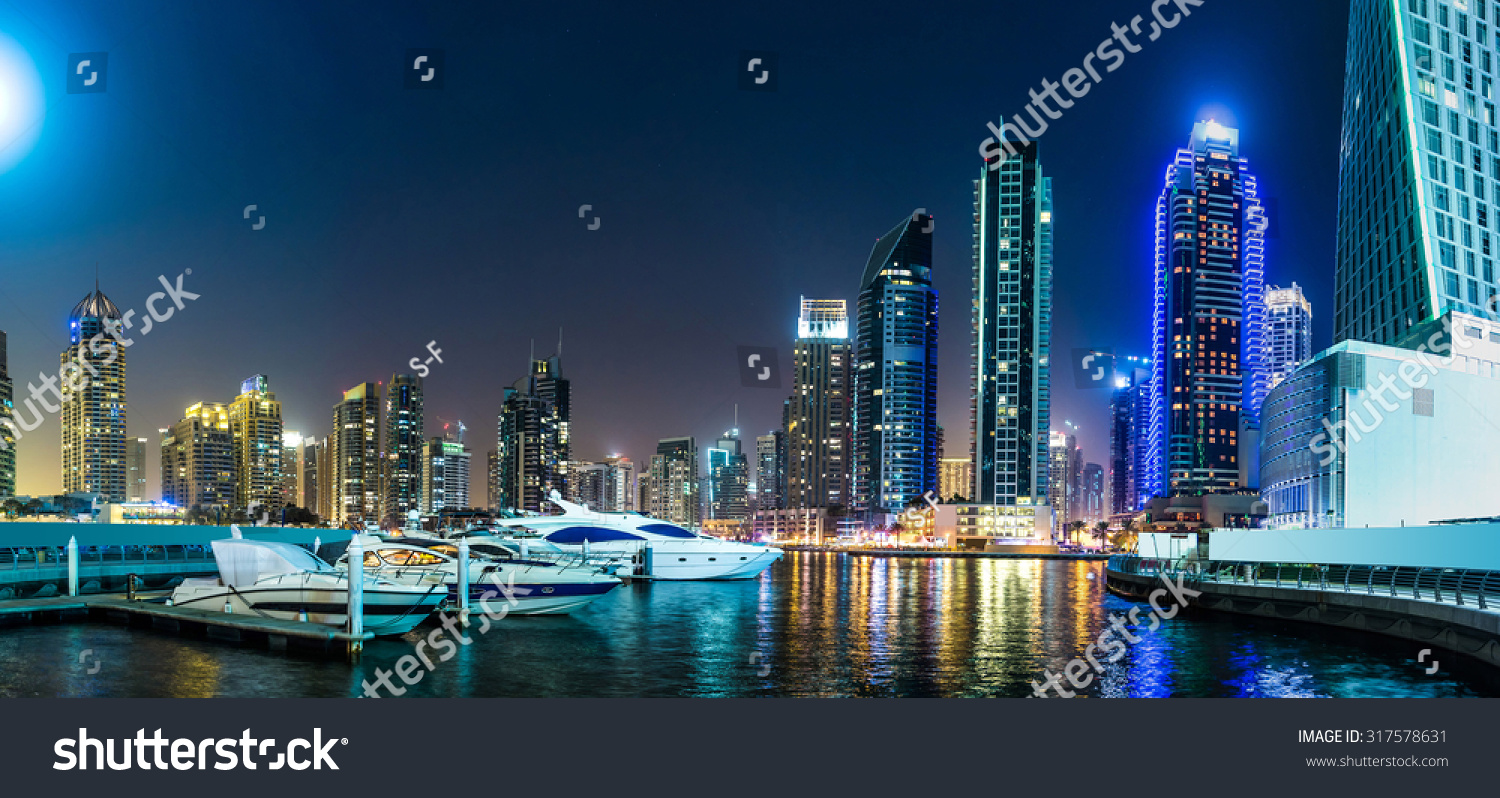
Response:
[1336, 0, 1500, 345]
[851, 211, 939, 515]
[971, 140, 1052, 507]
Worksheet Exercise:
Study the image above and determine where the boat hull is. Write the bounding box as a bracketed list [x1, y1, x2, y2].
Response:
[170, 584, 444, 636]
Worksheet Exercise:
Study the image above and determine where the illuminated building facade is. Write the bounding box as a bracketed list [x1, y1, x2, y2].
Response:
[494, 354, 570, 512]
[786, 298, 850, 509]
[331, 382, 382, 526]
[423, 436, 471, 513]
[160, 402, 234, 510]
[936, 503, 1055, 550]
[1109, 365, 1150, 514]
[1266, 283, 1314, 388]
[645, 437, 699, 526]
[385, 373, 425, 520]
[852, 211, 939, 515]
[972, 140, 1053, 507]
[571, 455, 634, 513]
[1337, 0, 1500, 345]
[1262, 310, 1500, 529]
[1047, 430, 1074, 525]
[302, 437, 320, 517]
[707, 428, 749, 521]
[126, 436, 147, 502]
[280, 431, 302, 507]
[938, 457, 972, 502]
[228, 374, 283, 512]
[755, 431, 786, 511]
[1147, 121, 1268, 498]
[61, 288, 128, 501]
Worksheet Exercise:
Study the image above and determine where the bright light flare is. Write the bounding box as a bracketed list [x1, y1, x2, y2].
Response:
[0, 32, 44, 174]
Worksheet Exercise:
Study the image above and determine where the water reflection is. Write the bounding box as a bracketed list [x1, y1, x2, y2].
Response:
[0, 552, 1491, 697]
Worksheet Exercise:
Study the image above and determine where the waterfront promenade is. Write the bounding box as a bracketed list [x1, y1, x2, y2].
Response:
[1106, 556, 1500, 668]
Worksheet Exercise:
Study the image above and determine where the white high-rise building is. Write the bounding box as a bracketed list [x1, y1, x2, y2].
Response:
[1266, 283, 1314, 388]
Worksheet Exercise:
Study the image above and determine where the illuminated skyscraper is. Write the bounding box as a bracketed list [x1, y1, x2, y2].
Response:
[972, 140, 1053, 507]
[126, 436, 147, 502]
[755, 431, 785, 511]
[281, 431, 302, 507]
[0, 330, 13, 498]
[1109, 364, 1150, 514]
[571, 455, 634, 513]
[331, 382, 381, 526]
[229, 374, 283, 512]
[161, 402, 234, 510]
[385, 373, 425, 521]
[302, 437, 320, 516]
[707, 427, 749, 521]
[852, 211, 939, 515]
[1047, 431, 1073, 525]
[786, 298, 850, 509]
[645, 437, 698, 526]
[61, 288, 128, 501]
[494, 354, 570, 512]
[1337, 0, 1500, 343]
[422, 435, 471, 514]
[1266, 283, 1314, 388]
[1146, 121, 1268, 498]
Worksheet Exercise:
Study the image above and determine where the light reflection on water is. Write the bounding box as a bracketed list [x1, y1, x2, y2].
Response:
[0, 552, 1490, 697]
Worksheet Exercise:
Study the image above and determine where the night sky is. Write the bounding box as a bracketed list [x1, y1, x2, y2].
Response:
[0, 0, 1350, 502]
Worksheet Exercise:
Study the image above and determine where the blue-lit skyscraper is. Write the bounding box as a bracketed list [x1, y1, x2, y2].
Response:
[1109, 363, 1149, 515]
[971, 140, 1052, 507]
[1337, 0, 1500, 344]
[852, 212, 938, 515]
[1146, 121, 1268, 498]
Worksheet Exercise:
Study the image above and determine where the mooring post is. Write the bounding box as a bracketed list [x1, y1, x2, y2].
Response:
[67, 536, 78, 597]
[457, 537, 471, 627]
[347, 535, 364, 659]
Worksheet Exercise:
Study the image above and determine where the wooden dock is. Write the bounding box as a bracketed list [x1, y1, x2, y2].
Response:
[0, 591, 372, 657]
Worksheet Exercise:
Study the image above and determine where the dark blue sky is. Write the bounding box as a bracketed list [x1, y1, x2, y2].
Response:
[0, 0, 1349, 501]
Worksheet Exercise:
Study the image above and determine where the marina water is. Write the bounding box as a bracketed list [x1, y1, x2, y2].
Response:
[1, 552, 1492, 698]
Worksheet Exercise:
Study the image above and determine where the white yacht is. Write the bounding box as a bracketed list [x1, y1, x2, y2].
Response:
[338, 535, 621, 615]
[168, 537, 446, 636]
[474, 492, 783, 581]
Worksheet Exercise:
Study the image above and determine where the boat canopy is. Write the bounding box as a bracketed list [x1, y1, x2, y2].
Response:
[211, 539, 332, 587]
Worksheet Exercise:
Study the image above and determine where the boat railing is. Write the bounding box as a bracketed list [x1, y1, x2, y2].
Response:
[1107, 555, 1500, 611]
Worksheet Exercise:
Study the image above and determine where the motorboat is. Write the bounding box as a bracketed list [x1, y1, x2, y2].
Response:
[474, 492, 783, 580]
[337, 534, 621, 615]
[168, 536, 445, 636]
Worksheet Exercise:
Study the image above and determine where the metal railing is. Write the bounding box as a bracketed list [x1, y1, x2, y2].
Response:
[1108, 555, 1500, 611]
[0, 544, 214, 570]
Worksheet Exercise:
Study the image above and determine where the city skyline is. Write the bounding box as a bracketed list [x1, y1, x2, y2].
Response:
[0, 0, 1349, 508]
